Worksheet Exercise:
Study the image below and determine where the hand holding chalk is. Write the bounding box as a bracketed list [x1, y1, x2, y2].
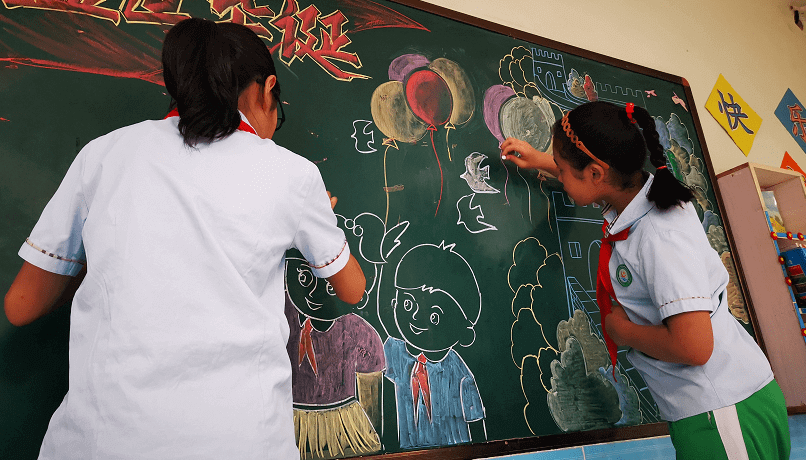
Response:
[499, 137, 558, 177]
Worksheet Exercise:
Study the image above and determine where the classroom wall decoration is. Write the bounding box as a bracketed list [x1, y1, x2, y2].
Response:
[776, 89, 806, 155]
[782, 151, 806, 179]
[0, 1, 753, 458]
[704, 74, 762, 157]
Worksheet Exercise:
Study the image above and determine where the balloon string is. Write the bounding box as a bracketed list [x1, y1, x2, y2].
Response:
[517, 167, 532, 223]
[430, 128, 443, 216]
[540, 179, 552, 232]
[500, 156, 510, 205]
[384, 145, 390, 226]
[445, 129, 452, 162]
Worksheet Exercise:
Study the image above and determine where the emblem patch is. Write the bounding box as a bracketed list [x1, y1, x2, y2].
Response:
[616, 264, 632, 287]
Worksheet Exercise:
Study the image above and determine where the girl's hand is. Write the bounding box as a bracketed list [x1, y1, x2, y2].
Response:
[499, 137, 558, 176]
[604, 304, 632, 347]
[327, 191, 337, 210]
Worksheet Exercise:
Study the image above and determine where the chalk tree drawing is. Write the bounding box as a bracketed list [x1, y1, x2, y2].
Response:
[547, 337, 621, 431]
[382, 242, 485, 449]
[555, 310, 642, 428]
[508, 209, 660, 434]
[371, 55, 475, 217]
[508, 237, 624, 432]
[284, 212, 408, 459]
[655, 113, 749, 323]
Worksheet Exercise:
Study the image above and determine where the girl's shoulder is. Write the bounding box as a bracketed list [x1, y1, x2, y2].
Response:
[631, 203, 713, 258]
[639, 201, 702, 236]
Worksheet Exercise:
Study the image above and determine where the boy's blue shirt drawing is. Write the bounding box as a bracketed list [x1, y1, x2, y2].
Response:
[383, 337, 484, 448]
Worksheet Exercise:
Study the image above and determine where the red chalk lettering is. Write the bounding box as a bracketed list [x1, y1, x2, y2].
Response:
[2, 0, 121, 24]
[121, 0, 189, 25]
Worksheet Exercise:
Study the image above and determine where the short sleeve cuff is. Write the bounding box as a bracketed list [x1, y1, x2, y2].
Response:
[658, 296, 713, 320]
[309, 240, 350, 279]
[19, 240, 85, 276]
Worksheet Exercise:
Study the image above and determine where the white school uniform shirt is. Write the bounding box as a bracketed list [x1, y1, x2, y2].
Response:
[19, 113, 350, 460]
[604, 175, 773, 422]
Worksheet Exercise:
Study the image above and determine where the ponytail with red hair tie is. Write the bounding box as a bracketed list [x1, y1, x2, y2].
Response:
[625, 102, 636, 124]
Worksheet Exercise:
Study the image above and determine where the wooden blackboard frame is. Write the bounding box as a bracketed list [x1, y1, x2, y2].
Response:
[347, 0, 764, 457]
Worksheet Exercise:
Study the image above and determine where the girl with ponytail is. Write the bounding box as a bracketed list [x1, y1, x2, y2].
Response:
[500, 101, 789, 458]
[5, 17, 366, 459]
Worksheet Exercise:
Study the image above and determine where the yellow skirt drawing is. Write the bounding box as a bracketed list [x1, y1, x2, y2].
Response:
[294, 400, 382, 460]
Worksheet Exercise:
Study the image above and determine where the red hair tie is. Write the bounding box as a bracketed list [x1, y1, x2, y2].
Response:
[656, 165, 668, 171]
[626, 103, 636, 124]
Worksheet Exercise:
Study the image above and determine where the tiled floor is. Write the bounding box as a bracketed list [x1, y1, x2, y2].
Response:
[484, 413, 806, 460]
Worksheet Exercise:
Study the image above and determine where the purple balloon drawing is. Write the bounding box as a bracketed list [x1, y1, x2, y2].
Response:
[483, 85, 516, 143]
[389, 54, 431, 82]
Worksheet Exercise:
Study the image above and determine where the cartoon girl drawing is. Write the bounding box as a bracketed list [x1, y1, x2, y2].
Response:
[285, 213, 407, 459]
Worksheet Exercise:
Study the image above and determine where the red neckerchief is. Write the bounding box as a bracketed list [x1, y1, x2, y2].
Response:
[597, 221, 630, 380]
[164, 108, 257, 136]
[298, 318, 318, 376]
[411, 353, 432, 424]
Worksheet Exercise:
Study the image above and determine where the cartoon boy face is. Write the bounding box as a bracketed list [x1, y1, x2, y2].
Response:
[393, 288, 475, 353]
[285, 256, 376, 322]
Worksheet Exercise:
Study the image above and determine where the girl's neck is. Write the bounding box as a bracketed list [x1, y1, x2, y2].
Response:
[604, 171, 648, 215]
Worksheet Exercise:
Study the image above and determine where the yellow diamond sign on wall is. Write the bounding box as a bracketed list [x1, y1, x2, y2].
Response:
[705, 74, 762, 156]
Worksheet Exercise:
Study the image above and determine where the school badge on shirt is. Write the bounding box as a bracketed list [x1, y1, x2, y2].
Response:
[616, 264, 632, 287]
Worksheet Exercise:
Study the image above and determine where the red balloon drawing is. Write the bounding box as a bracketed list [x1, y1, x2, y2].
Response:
[405, 70, 453, 127]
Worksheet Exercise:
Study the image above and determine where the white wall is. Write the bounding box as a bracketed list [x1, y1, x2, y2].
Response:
[421, 0, 806, 175]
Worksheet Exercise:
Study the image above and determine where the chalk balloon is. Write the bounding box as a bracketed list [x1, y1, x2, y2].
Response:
[428, 58, 475, 126]
[388, 54, 430, 82]
[483, 85, 516, 143]
[370, 81, 428, 143]
[405, 69, 452, 127]
[500, 97, 552, 152]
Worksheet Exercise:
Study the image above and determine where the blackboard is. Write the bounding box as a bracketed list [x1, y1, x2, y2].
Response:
[0, 1, 755, 458]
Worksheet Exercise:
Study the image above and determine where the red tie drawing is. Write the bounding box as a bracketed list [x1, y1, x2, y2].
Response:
[411, 353, 432, 424]
[299, 318, 318, 376]
[596, 221, 630, 380]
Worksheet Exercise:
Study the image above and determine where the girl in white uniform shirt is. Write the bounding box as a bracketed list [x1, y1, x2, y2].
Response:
[4, 18, 365, 459]
[500, 101, 790, 459]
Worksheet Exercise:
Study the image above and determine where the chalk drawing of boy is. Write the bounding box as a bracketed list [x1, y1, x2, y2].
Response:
[383, 241, 486, 449]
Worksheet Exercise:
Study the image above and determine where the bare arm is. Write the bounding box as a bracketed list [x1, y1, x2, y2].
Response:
[4, 262, 86, 326]
[326, 254, 365, 305]
[324, 191, 365, 304]
[605, 305, 714, 366]
[499, 137, 559, 177]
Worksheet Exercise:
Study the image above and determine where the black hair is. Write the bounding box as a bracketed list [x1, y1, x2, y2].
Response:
[161, 18, 281, 147]
[552, 101, 693, 210]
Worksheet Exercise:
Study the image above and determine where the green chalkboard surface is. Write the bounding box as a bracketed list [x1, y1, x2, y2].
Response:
[0, 1, 754, 458]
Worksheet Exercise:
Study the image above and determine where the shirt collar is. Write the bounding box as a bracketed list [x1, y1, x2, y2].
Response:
[602, 174, 656, 235]
[238, 110, 256, 131]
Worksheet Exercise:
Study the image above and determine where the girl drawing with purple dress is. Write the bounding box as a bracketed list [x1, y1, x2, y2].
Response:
[285, 213, 408, 459]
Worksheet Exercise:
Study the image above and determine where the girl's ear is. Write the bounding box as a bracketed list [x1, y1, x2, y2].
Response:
[262, 75, 278, 107]
[588, 162, 607, 185]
